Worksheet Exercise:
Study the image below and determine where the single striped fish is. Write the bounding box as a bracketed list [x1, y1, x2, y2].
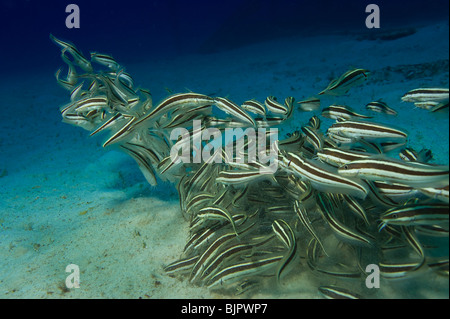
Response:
[135, 93, 214, 127]
[379, 203, 449, 229]
[321, 104, 372, 120]
[241, 99, 266, 116]
[294, 200, 328, 256]
[402, 88, 449, 103]
[280, 151, 369, 199]
[318, 68, 370, 96]
[254, 116, 285, 127]
[379, 260, 425, 279]
[271, 219, 297, 283]
[265, 96, 289, 115]
[327, 119, 408, 142]
[338, 157, 449, 188]
[214, 97, 256, 126]
[316, 147, 371, 167]
[366, 100, 397, 116]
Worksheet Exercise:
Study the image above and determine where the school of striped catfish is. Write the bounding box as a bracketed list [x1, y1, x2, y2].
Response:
[51, 35, 449, 298]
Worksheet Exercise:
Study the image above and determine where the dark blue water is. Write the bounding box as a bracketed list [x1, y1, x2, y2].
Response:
[1, 0, 448, 72]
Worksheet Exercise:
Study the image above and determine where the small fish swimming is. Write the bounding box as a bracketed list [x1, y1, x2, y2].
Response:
[401, 88, 449, 103]
[366, 100, 398, 116]
[321, 104, 372, 120]
[319, 68, 370, 96]
[338, 156, 449, 188]
[265, 96, 289, 115]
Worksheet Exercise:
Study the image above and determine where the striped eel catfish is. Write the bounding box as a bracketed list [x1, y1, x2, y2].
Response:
[318, 68, 370, 96]
[321, 104, 372, 120]
[379, 203, 449, 229]
[401, 88, 449, 103]
[366, 100, 398, 116]
[316, 147, 372, 167]
[338, 156, 449, 188]
[327, 119, 408, 142]
[279, 151, 369, 199]
[214, 97, 256, 126]
[271, 219, 297, 283]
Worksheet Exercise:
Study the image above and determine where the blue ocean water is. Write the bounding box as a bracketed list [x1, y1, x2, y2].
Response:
[0, 0, 448, 300]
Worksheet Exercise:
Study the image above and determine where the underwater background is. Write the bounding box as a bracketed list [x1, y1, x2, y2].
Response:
[0, 0, 448, 298]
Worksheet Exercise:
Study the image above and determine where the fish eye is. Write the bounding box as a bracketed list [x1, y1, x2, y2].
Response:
[391, 214, 397, 219]
[343, 164, 348, 169]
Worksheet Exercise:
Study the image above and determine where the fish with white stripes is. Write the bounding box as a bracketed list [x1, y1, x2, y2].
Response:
[280, 151, 369, 199]
[379, 203, 449, 229]
[215, 97, 256, 126]
[338, 156, 449, 188]
[319, 68, 370, 96]
[321, 104, 372, 120]
[327, 119, 408, 142]
[366, 100, 398, 116]
[401, 88, 449, 103]
[272, 219, 297, 283]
